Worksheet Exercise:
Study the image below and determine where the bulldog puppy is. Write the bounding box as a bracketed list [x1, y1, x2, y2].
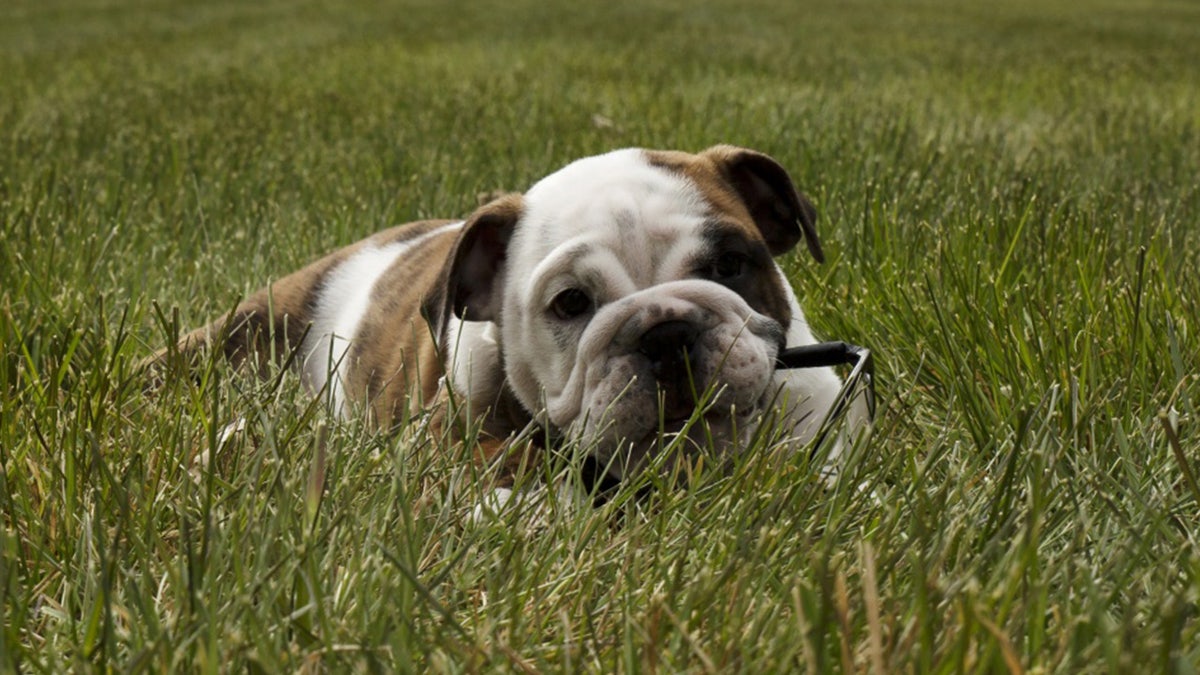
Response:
[154, 145, 860, 486]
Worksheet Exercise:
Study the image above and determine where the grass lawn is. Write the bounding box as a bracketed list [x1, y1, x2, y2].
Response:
[2, 0, 1199, 670]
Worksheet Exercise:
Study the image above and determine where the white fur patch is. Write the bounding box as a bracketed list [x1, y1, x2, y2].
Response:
[516, 149, 711, 288]
[502, 149, 714, 416]
[443, 318, 504, 419]
[467, 482, 584, 526]
[302, 222, 462, 415]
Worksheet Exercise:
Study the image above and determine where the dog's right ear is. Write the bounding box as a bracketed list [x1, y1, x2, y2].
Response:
[422, 194, 524, 339]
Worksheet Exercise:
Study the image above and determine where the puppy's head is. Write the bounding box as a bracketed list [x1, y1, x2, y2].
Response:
[434, 145, 822, 478]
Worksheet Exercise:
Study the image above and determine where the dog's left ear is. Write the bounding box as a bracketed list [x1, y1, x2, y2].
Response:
[701, 145, 823, 262]
[422, 194, 524, 339]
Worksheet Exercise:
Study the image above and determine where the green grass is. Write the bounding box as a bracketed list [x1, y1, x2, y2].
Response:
[3, 0, 1199, 670]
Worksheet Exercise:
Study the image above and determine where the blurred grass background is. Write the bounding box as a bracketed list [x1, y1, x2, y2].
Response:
[2, 0, 1198, 671]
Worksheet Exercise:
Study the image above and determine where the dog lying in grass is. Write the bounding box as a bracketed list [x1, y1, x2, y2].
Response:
[148, 145, 867, 497]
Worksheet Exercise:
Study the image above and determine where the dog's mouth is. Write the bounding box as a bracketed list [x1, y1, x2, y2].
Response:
[654, 386, 705, 427]
[655, 415, 737, 456]
[589, 400, 757, 479]
[651, 410, 708, 441]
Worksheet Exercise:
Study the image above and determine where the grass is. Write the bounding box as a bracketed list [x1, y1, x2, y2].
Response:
[2, 0, 1199, 670]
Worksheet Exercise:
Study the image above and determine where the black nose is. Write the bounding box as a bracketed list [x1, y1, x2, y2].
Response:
[638, 320, 699, 383]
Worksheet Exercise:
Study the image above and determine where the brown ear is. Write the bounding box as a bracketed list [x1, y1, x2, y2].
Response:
[701, 145, 823, 262]
[422, 194, 524, 338]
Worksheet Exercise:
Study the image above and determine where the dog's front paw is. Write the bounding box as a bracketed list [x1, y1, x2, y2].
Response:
[469, 487, 516, 524]
[467, 481, 584, 529]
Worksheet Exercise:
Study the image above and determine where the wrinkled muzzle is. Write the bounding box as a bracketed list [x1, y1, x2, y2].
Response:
[545, 280, 785, 478]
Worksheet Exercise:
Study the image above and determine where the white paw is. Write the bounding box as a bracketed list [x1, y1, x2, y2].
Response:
[467, 481, 584, 527]
[190, 417, 247, 483]
[469, 487, 515, 523]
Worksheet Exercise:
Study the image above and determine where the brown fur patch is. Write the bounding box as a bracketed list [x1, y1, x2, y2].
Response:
[344, 223, 460, 426]
[646, 147, 817, 330]
[646, 145, 822, 260]
[692, 223, 794, 331]
[147, 219, 455, 382]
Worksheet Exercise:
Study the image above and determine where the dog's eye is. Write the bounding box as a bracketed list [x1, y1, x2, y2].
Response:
[709, 252, 746, 281]
[550, 288, 592, 320]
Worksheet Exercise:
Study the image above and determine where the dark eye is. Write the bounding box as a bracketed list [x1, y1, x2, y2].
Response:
[709, 252, 746, 281]
[550, 288, 592, 320]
